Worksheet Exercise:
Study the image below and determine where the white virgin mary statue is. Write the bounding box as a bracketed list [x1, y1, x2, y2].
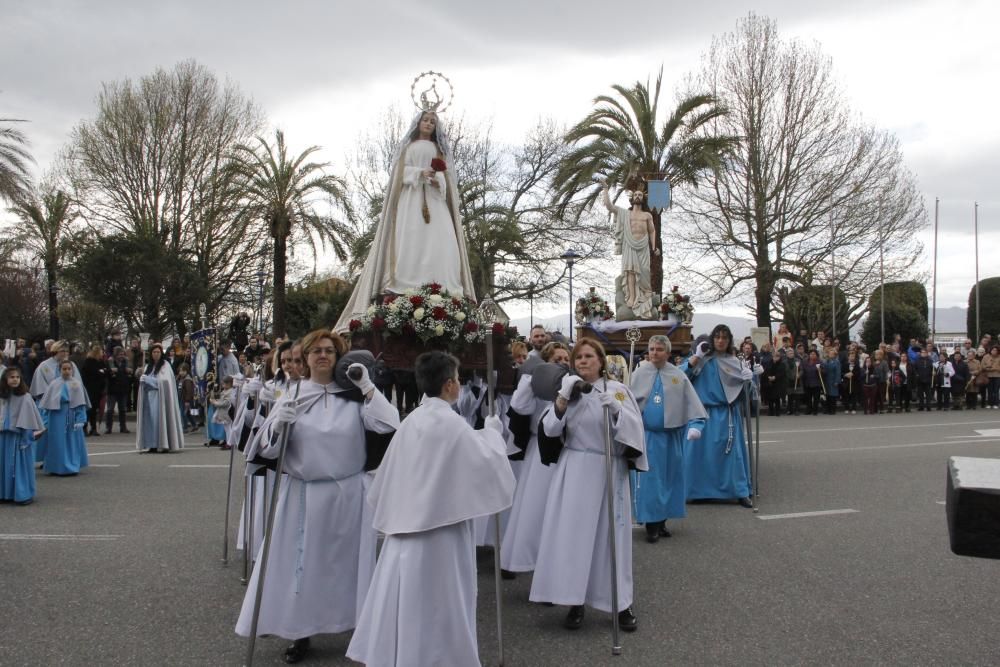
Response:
[335, 111, 476, 331]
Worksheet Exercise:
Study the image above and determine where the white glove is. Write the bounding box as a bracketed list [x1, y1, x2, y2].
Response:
[259, 386, 277, 404]
[558, 374, 583, 401]
[74, 422, 86, 431]
[694, 341, 711, 359]
[245, 377, 263, 396]
[233, 376, 246, 388]
[686, 428, 702, 441]
[598, 390, 622, 416]
[484, 414, 504, 435]
[753, 364, 764, 376]
[740, 367, 753, 382]
[348, 363, 376, 395]
[142, 375, 158, 388]
[273, 403, 297, 424]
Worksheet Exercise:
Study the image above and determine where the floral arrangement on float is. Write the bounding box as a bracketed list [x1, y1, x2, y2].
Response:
[348, 282, 517, 346]
[659, 285, 694, 323]
[575, 287, 615, 325]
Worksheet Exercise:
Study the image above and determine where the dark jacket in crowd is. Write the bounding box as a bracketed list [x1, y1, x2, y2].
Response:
[81, 357, 107, 406]
[913, 357, 934, 384]
[106, 355, 132, 395]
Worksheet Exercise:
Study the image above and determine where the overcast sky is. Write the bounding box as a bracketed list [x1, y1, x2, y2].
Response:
[3, 0, 997, 323]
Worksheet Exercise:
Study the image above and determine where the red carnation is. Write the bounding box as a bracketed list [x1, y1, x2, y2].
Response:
[464, 322, 479, 333]
[590, 296, 598, 303]
[383, 294, 398, 304]
[452, 298, 461, 307]
[372, 317, 386, 330]
[348, 319, 361, 331]
[432, 306, 447, 320]
[409, 295, 424, 306]
[492, 322, 505, 335]
[428, 282, 442, 294]
[431, 158, 447, 172]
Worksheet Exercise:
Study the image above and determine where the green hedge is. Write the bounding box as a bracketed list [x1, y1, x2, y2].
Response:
[861, 304, 928, 351]
[967, 277, 1000, 341]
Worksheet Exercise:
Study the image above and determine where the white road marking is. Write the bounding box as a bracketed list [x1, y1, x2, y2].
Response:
[763, 419, 1000, 436]
[0, 534, 122, 541]
[169, 464, 229, 468]
[780, 438, 1000, 455]
[975, 429, 1000, 437]
[89, 464, 120, 468]
[757, 440, 782, 444]
[88, 450, 137, 457]
[936, 501, 947, 505]
[757, 509, 859, 521]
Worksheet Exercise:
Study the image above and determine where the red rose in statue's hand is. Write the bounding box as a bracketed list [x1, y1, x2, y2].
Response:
[464, 322, 479, 333]
[348, 319, 361, 331]
[409, 295, 424, 306]
[492, 322, 506, 336]
[372, 317, 387, 330]
[431, 158, 447, 172]
[432, 306, 447, 320]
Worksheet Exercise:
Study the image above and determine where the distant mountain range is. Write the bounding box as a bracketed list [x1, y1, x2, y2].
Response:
[509, 306, 971, 341]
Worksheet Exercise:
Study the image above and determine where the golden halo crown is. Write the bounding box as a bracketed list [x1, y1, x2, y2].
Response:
[411, 71, 454, 113]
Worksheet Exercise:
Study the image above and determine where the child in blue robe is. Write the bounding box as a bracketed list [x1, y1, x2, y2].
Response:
[38, 361, 89, 476]
[1, 367, 46, 504]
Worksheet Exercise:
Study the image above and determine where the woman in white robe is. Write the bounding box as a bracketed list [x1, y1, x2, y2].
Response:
[347, 351, 515, 667]
[500, 342, 570, 573]
[236, 330, 398, 664]
[529, 339, 646, 632]
[135, 344, 185, 453]
[335, 110, 476, 332]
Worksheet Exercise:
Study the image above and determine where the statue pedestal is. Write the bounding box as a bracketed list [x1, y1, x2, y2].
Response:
[576, 322, 693, 363]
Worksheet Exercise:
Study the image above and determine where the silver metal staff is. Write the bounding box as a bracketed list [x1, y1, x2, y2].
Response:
[484, 323, 505, 667]
[738, 355, 758, 512]
[625, 327, 642, 383]
[244, 379, 302, 667]
[601, 375, 623, 656]
[241, 471, 252, 584]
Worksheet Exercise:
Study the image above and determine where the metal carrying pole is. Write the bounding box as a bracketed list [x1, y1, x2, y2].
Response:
[484, 328, 505, 667]
[602, 375, 623, 656]
[244, 379, 302, 667]
[222, 416, 239, 564]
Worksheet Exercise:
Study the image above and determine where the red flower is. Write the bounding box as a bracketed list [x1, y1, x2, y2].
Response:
[383, 294, 398, 304]
[372, 317, 386, 330]
[348, 319, 361, 331]
[432, 306, 447, 320]
[452, 298, 462, 307]
[590, 296, 598, 303]
[402, 323, 416, 336]
[492, 322, 506, 335]
[430, 158, 447, 172]
[672, 285, 679, 292]
[464, 322, 479, 333]
[409, 295, 424, 306]
[427, 282, 442, 294]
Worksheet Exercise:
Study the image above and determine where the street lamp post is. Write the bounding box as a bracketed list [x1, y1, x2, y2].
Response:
[256, 271, 266, 335]
[560, 249, 581, 342]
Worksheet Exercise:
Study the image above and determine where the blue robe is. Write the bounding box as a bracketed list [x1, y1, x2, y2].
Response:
[205, 406, 226, 441]
[682, 357, 751, 500]
[630, 374, 706, 522]
[1, 411, 36, 502]
[40, 385, 88, 475]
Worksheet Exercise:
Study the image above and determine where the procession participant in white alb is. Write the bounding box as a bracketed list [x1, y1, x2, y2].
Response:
[629, 335, 707, 542]
[335, 85, 476, 332]
[346, 351, 515, 667]
[135, 343, 185, 453]
[602, 182, 659, 318]
[236, 329, 398, 664]
[501, 341, 570, 574]
[529, 338, 646, 632]
[29, 340, 87, 463]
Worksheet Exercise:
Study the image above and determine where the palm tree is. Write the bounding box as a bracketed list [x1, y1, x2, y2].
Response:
[553, 69, 735, 295]
[230, 129, 354, 337]
[9, 188, 77, 338]
[0, 118, 33, 204]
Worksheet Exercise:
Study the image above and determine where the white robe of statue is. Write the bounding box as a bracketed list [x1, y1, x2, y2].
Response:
[334, 112, 476, 332]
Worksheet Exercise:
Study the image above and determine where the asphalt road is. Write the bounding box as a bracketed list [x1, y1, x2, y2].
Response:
[3, 409, 1000, 666]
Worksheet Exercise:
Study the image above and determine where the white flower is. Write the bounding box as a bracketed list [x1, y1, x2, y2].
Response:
[413, 308, 425, 320]
[455, 311, 466, 321]
[389, 299, 400, 311]
[366, 305, 377, 315]
[434, 325, 445, 336]
[429, 294, 443, 304]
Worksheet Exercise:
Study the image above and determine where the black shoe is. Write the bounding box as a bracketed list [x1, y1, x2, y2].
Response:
[104, 427, 113, 435]
[284, 637, 310, 664]
[618, 607, 638, 632]
[564, 605, 585, 630]
[644, 523, 660, 543]
[658, 525, 672, 538]
[121, 428, 130, 434]
[738, 497, 753, 508]
[500, 569, 517, 580]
